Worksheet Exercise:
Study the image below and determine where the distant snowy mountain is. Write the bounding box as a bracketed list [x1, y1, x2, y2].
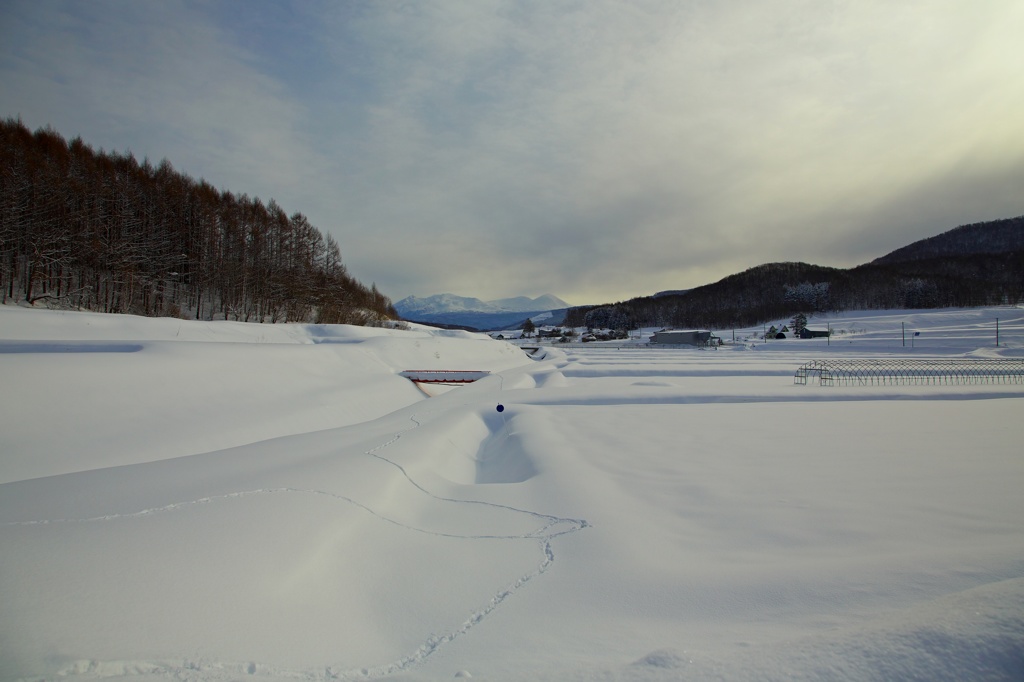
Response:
[394, 293, 572, 330]
[395, 294, 491, 317]
[487, 294, 569, 312]
[395, 293, 569, 317]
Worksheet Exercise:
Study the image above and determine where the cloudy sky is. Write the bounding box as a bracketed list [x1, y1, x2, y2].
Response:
[3, 1, 1023, 306]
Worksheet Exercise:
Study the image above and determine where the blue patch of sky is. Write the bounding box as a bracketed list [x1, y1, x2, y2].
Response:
[204, 1, 323, 88]
[203, 1, 375, 131]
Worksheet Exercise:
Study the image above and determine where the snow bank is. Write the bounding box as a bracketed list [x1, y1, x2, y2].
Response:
[0, 307, 528, 483]
[1, 305, 1022, 681]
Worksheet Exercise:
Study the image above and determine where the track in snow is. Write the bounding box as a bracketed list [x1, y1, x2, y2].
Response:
[6, 410, 588, 681]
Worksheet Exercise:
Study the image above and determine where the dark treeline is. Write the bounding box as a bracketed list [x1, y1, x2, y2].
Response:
[566, 218, 1024, 331]
[0, 118, 396, 323]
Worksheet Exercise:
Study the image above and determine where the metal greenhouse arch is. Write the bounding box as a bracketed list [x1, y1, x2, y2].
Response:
[794, 358, 1024, 386]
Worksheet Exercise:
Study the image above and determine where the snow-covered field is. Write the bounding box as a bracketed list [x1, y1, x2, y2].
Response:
[2, 305, 1023, 681]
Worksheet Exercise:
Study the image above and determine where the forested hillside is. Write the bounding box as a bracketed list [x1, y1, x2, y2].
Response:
[567, 218, 1024, 331]
[871, 216, 1024, 265]
[0, 119, 395, 323]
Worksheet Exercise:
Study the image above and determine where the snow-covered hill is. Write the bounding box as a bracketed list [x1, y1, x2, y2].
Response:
[2, 305, 1023, 681]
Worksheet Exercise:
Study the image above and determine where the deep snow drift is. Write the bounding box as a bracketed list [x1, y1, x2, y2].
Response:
[1, 305, 1023, 681]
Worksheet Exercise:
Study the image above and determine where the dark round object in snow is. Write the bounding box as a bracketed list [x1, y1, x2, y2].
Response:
[496, 404, 505, 413]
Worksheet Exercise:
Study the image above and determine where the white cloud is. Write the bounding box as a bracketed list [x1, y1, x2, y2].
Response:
[0, 0, 326, 202]
[312, 1, 1024, 300]
[3, 0, 1024, 304]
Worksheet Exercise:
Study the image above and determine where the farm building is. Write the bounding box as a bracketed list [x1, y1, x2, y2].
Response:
[799, 327, 831, 339]
[650, 329, 715, 346]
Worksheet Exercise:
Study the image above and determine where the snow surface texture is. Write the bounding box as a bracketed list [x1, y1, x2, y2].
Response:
[1, 305, 1023, 681]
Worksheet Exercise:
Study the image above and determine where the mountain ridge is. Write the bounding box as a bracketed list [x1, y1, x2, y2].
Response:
[395, 293, 569, 317]
[563, 215, 1024, 330]
[871, 215, 1024, 265]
